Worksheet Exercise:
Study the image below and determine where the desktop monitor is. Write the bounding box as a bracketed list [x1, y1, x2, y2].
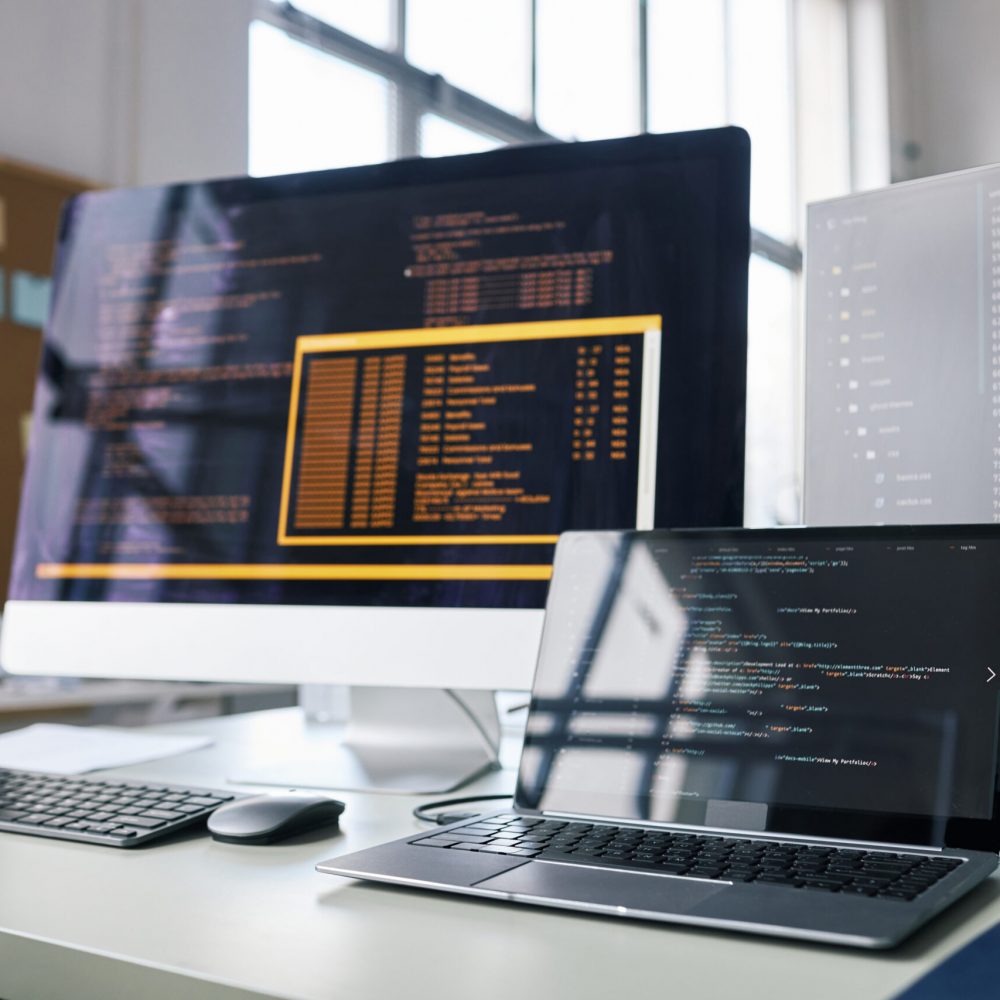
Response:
[804, 161, 1000, 525]
[1, 128, 750, 790]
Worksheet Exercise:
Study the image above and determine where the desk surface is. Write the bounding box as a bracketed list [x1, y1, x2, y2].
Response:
[1, 707, 998, 1000]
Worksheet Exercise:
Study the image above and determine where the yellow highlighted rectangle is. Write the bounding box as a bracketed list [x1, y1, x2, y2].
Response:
[277, 534, 559, 546]
[278, 315, 660, 548]
[293, 315, 661, 355]
[36, 563, 553, 582]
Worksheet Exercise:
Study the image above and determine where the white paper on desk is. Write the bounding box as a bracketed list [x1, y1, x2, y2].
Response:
[0, 723, 213, 774]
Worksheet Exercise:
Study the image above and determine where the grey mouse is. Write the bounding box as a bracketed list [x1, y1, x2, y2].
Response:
[207, 793, 345, 845]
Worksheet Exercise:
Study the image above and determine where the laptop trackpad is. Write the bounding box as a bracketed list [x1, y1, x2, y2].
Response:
[476, 861, 726, 914]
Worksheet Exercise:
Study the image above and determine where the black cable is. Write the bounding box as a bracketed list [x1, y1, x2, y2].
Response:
[412, 793, 512, 825]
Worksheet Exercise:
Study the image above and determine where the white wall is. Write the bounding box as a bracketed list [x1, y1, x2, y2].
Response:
[886, 0, 1000, 181]
[0, 0, 252, 186]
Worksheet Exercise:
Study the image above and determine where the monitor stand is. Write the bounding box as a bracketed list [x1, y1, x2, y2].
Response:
[229, 686, 502, 794]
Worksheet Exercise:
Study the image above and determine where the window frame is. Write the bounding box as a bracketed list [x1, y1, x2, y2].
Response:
[250, 0, 887, 525]
[254, 0, 815, 263]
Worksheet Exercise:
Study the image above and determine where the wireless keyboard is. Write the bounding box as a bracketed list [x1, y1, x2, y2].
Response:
[0, 767, 240, 847]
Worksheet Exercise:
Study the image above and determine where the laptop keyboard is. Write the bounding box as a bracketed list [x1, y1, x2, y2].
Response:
[415, 814, 963, 901]
[0, 768, 239, 847]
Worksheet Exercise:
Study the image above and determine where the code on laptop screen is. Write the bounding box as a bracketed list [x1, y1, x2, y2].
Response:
[517, 528, 1000, 836]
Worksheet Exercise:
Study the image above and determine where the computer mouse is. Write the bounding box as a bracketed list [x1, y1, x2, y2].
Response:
[207, 793, 345, 845]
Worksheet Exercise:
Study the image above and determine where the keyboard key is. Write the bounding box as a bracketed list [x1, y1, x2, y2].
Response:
[800, 877, 847, 890]
[114, 817, 168, 829]
[756, 873, 799, 886]
[140, 809, 185, 821]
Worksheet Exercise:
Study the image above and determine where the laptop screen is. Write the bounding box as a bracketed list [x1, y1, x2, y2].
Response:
[516, 527, 1000, 850]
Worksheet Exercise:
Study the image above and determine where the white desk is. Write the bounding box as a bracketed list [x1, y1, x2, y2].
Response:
[1, 707, 998, 1000]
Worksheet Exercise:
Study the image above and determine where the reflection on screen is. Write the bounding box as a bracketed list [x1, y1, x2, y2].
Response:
[11, 134, 749, 610]
[518, 530, 1000, 833]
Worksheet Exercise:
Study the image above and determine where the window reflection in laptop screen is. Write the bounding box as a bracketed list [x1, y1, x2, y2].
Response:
[518, 529, 1000, 831]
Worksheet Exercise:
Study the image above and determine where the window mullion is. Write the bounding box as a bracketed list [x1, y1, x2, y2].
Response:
[638, 0, 649, 133]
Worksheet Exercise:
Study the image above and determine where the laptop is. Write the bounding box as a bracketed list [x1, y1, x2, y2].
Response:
[318, 526, 1000, 948]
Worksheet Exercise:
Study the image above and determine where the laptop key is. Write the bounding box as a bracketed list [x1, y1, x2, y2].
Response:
[800, 878, 846, 891]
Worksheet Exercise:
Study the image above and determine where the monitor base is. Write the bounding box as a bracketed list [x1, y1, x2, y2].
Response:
[229, 686, 502, 794]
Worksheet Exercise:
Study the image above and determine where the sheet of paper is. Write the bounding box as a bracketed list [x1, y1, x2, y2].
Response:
[0, 723, 213, 774]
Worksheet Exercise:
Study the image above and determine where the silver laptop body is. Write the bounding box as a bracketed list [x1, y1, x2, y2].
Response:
[319, 527, 1000, 948]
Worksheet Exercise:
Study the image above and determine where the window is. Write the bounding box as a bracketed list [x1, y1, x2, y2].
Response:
[289, 0, 393, 49]
[535, 0, 640, 141]
[248, 0, 887, 525]
[248, 21, 389, 177]
[420, 114, 502, 158]
[407, 0, 532, 118]
[647, 0, 726, 135]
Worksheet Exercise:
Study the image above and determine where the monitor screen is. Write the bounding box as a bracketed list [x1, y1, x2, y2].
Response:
[805, 161, 1000, 525]
[7, 129, 749, 623]
[518, 527, 1000, 849]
